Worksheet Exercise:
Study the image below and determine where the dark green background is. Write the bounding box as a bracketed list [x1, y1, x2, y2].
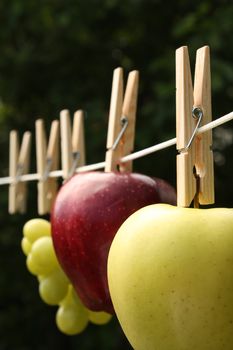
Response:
[0, 0, 233, 349]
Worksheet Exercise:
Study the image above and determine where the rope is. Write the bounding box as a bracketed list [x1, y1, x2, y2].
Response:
[1, 111, 233, 186]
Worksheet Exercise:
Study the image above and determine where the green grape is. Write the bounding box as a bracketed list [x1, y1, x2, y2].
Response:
[21, 237, 32, 256]
[56, 285, 88, 335]
[39, 269, 69, 305]
[37, 275, 44, 282]
[23, 218, 51, 243]
[88, 310, 112, 325]
[30, 236, 59, 275]
[26, 253, 40, 276]
[56, 305, 88, 335]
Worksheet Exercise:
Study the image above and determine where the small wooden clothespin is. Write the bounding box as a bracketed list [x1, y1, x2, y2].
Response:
[36, 119, 59, 215]
[60, 109, 86, 180]
[105, 67, 139, 172]
[176, 45, 215, 207]
[8, 130, 31, 214]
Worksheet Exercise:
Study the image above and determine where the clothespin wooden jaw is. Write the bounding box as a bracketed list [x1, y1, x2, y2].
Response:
[60, 109, 85, 181]
[105, 67, 139, 172]
[72, 110, 86, 167]
[176, 45, 215, 207]
[8, 130, 31, 214]
[36, 119, 59, 215]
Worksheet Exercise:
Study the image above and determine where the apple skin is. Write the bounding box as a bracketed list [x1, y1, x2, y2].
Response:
[51, 172, 176, 314]
[108, 204, 233, 350]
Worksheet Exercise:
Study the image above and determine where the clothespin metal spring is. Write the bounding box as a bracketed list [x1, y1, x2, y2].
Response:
[110, 116, 129, 151]
[179, 107, 203, 152]
[41, 158, 53, 182]
[67, 151, 80, 179]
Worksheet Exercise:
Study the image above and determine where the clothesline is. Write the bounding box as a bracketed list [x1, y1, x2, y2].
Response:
[0, 110, 233, 186]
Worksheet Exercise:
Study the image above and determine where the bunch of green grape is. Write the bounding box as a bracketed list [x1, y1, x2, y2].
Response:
[22, 218, 112, 335]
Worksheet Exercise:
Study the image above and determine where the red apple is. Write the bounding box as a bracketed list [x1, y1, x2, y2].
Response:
[51, 171, 176, 314]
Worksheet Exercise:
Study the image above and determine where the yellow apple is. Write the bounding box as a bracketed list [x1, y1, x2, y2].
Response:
[108, 204, 233, 350]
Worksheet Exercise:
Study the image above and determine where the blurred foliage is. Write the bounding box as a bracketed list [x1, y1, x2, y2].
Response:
[0, 0, 232, 349]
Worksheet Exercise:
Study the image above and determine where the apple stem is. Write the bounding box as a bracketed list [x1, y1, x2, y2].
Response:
[193, 168, 200, 208]
[194, 193, 199, 208]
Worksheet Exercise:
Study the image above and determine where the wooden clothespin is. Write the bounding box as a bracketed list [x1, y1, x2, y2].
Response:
[8, 130, 31, 214]
[36, 119, 59, 215]
[176, 45, 215, 207]
[60, 109, 86, 180]
[105, 67, 139, 172]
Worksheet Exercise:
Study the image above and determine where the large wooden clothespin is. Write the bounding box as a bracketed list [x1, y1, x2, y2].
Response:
[36, 119, 59, 215]
[8, 130, 31, 214]
[60, 109, 86, 180]
[105, 67, 139, 172]
[176, 45, 215, 207]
